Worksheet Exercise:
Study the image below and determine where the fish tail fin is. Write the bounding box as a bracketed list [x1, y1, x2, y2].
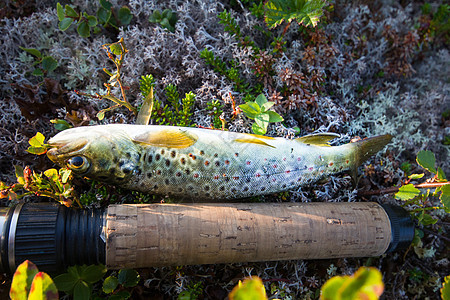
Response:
[354, 134, 393, 166]
[350, 134, 393, 187]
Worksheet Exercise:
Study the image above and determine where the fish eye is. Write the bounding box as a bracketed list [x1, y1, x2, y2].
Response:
[67, 156, 89, 171]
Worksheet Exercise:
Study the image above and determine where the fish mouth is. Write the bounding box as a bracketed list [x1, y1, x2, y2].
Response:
[47, 138, 89, 164]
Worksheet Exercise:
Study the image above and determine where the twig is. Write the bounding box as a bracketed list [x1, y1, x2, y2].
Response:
[358, 181, 449, 197]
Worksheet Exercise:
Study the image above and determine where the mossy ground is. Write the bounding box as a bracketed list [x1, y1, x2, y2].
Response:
[0, 0, 448, 299]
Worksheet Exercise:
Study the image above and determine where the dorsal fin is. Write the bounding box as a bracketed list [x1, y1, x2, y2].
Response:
[233, 137, 275, 148]
[132, 129, 198, 148]
[295, 133, 340, 146]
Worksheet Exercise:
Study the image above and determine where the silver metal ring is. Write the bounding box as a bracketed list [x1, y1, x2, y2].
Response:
[0, 206, 12, 272]
[8, 203, 24, 272]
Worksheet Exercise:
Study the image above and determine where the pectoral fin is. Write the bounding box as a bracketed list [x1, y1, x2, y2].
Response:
[233, 138, 275, 148]
[295, 133, 340, 146]
[132, 130, 198, 148]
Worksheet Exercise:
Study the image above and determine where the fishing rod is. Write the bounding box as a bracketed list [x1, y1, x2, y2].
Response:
[0, 201, 414, 274]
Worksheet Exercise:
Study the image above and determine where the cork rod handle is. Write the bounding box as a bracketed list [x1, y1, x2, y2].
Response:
[106, 202, 397, 269]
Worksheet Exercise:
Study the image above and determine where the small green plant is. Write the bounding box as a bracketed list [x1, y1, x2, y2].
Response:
[10, 260, 58, 300]
[149, 9, 178, 32]
[394, 150, 449, 226]
[102, 269, 140, 299]
[264, 0, 327, 30]
[19, 47, 58, 76]
[53, 264, 107, 299]
[178, 281, 203, 300]
[56, 1, 132, 38]
[239, 93, 284, 135]
[228, 276, 267, 300]
[0, 133, 79, 207]
[150, 84, 197, 127]
[206, 100, 225, 129]
[320, 267, 384, 300]
[442, 274, 450, 300]
[76, 38, 137, 120]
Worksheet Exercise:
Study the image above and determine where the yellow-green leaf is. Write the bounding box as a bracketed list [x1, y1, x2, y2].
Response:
[29, 132, 45, 147]
[28, 272, 58, 300]
[395, 184, 421, 201]
[229, 277, 267, 300]
[440, 184, 450, 213]
[10, 260, 39, 300]
[441, 274, 450, 300]
[408, 173, 424, 180]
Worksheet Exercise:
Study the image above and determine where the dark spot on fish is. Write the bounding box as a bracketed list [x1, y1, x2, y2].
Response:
[246, 161, 251, 165]
[214, 175, 220, 180]
[153, 184, 158, 190]
[156, 170, 162, 175]
[185, 169, 191, 175]
[155, 154, 160, 161]
[178, 187, 183, 192]
[214, 153, 218, 157]
[126, 152, 131, 158]
[233, 176, 239, 180]
[246, 178, 251, 183]
[205, 192, 211, 197]
[189, 153, 196, 160]
[147, 173, 152, 178]
[204, 161, 210, 166]
[180, 157, 186, 165]
[204, 185, 210, 191]
[165, 179, 170, 185]
[171, 151, 176, 158]
[122, 166, 132, 174]
[282, 184, 287, 188]
[176, 172, 182, 177]
[199, 150, 205, 155]
[215, 161, 220, 167]
[109, 168, 116, 174]
[261, 187, 266, 191]
[219, 186, 225, 191]
[113, 157, 119, 163]
[224, 177, 230, 182]
[135, 168, 142, 176]
[188, 185, 194, 190]
[161, 149, 165, 155]
[306, 144, 310, 146]
[243, 186, 249, 192]
[148, 154, 153, 163]
[224, 160, 230, 165]
[235, 153, 239, 157]
[165, 159, 171, 167]
[231, 188, 237, 193]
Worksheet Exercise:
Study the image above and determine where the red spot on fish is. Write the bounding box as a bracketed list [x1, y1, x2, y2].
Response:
[285, 170, 291, 174]
[246, 161, 251, 165]
[204, 161, 210, 166]
[308, 167, 314, 171]
[214, 175, 220, 180]
[273, 164, 277, 168]
[264, 158, 267, 161]
[283, 157, 286, 161]
[272, 178, 276, 182]
[189, 153, 196, 160]
[156, 170, 162, 175]
[346, 159, 349, 164]
[176, 172, 182, 177]
[255, 173, 261, 178]
[329, 162, 334, 166]
[193, 173, 199, 178]
[225, 160, 230, 165]
[297, 157, 302, 161]
[233, 176, 239, 180]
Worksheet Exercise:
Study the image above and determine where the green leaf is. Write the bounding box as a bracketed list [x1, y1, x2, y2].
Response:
[416, 150, 437, 174]
[264, 0, 327, 28]
[118, 269, 140, 288]
[97, 110, 105, 120]
[395, 184, 421, 201]
[28, 132, 45, 147]
[118, 6, 132, 26]
[229, 277, 267, 300]
[109, 43, 123, 55]
[10, 260, 39, 300]
[86, 15, 98, 27]
[53, 273, 78, 292]
[440, 184, 450, 213]
[99, 0, 113, 10]
[56, 3, 65, 21]
[267, 110, 284, 123]
[15, 165, 24, 179]
[28, 272, 58, 300]
[408, 173, 424, 180]
[41, 56, 58, 72]
[102, 276, 118, 294]
[417, 211, 437, 226]
[239, 102, 260, 119]
[97, 7, 112, 24]
[255, 93, 268, 107]
[59, 17, 73, 31]
[32, 69, 44, 76]
[437, 167, 447, 181]
[77, 21, 90, 37]
[73, 280, 91, 300]
[255, 112, 270, 131]
[109, 290, 131, 300]
[19, 47, 42, 58]
[50, 119, 72, 131]
[60, 169, 72, 184]
[252, 122, 267, 135]
[65, 5, 78, 18]
[260, 101, 274, 112]
[44, 169, 58, 182]
[27, 147, 48, 155]
[80, 264, 107, 284]
[441, 274, 450, 300]
[320, 267, 384, 300]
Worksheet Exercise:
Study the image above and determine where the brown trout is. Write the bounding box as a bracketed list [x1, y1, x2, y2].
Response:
[46, 125, 391, 199]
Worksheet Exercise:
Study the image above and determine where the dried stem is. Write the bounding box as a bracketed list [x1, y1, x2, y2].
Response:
[358, 181, 449, 197]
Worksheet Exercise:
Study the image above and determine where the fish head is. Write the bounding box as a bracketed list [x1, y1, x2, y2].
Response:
[47, 126, 140, 184]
